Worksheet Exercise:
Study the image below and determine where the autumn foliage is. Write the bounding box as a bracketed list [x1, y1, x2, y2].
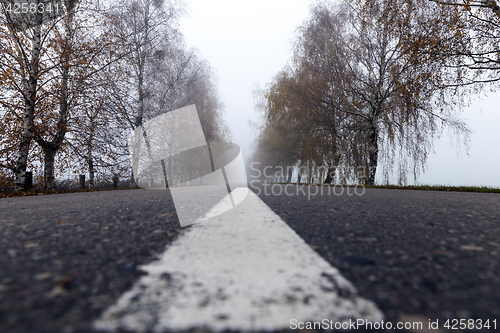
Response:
[250, 0, 500, 185]
[0, 0, 229, 191]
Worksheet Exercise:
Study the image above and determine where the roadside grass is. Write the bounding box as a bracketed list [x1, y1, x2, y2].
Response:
[0, 186, 136, 199]
[2, 183, 499, 199]
[363, 184, 500, 193]
[274, 182, 500, 193]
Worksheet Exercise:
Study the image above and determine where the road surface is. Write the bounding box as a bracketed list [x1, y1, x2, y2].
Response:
[0, 185, 498, 332]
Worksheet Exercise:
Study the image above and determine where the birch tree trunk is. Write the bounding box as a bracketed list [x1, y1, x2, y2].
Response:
[367, 124, 379, 185]
[43, 147, 57, 190]
[88, 154, 95, 188]
[38, 2, 75, 190]
[87, 137, 95, 188]
[287, 167, 293, 183]
[14, 27, 41, 192]
[324, 143, 340, 184]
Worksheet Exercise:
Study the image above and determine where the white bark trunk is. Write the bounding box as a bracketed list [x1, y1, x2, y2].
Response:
[14, 27, 41, 192]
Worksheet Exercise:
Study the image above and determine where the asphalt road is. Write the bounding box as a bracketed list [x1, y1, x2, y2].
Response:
[255, 184, 500, 329]
[0, 185, 499, 332]
[0, 189, 183, 333]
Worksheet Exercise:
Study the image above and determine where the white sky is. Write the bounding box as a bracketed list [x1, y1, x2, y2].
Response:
[180, 0, 500, 188]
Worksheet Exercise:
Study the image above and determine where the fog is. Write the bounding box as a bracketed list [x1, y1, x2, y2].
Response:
[181, 0, 500, 188]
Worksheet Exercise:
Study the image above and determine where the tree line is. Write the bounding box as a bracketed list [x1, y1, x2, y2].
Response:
[0, 0, 230, 192]
[250, 0, 500, 185]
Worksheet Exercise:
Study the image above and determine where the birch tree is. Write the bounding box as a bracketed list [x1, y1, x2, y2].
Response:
[426, 0, 500, 85]
[257, 0, 470, 185]
[0, 1, 54, 191]
[1, 1, 124, 190]
[108, 0, 231, 187]
[30, 0, 78, 190]
[1, 0, 229, 191]
[105, 0, 182, 187]
[28, 0, 134, 190]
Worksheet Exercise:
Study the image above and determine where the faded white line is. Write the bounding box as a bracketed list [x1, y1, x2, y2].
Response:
[93, 188, 383, 332]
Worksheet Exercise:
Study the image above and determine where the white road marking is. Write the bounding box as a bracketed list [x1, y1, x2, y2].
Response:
[194, 186, 249, 223]
[93, 188, 383, 332]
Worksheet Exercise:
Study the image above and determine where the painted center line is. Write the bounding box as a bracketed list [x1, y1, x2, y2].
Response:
[93, 188, 383, 332]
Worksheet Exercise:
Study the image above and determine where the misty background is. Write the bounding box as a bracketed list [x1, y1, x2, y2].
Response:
[180, 0, 500, 188]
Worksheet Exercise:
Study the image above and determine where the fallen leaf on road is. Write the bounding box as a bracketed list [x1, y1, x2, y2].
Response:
[47, 285, 67, 298]
[34, 272, 52, 280]
[56, 276, 73, 289]
[460, 245, 484, 251]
